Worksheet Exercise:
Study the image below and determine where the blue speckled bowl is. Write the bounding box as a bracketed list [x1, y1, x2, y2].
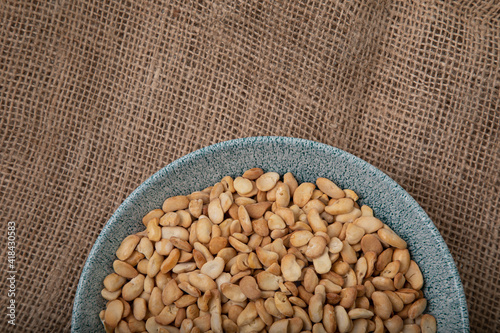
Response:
[72, 136, 469, 332]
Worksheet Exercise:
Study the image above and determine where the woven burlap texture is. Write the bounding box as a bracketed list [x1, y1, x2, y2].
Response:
[1, 0, 499, 331]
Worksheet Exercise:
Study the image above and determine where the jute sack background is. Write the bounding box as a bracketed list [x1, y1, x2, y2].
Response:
[0, 0, 498, 331]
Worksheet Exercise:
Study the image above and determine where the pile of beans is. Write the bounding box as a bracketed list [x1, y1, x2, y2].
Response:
[99, 168, 437, 333]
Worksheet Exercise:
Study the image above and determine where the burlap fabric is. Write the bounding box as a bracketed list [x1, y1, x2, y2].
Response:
[0, 0, 498, 331]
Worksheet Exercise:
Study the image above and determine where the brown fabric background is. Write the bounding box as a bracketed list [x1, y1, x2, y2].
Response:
[0, 0, 498, 331]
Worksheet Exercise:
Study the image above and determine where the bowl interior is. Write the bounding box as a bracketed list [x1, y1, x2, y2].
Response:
[72, 136, 469, 332]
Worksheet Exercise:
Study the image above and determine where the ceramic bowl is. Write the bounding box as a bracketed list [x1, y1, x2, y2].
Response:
[72, 136, 469, 332]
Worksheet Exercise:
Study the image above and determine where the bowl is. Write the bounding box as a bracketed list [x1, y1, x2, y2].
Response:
[72, 136, 469, 332]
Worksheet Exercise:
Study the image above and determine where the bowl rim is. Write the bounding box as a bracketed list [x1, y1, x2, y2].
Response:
[72, 136, 469, 331]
